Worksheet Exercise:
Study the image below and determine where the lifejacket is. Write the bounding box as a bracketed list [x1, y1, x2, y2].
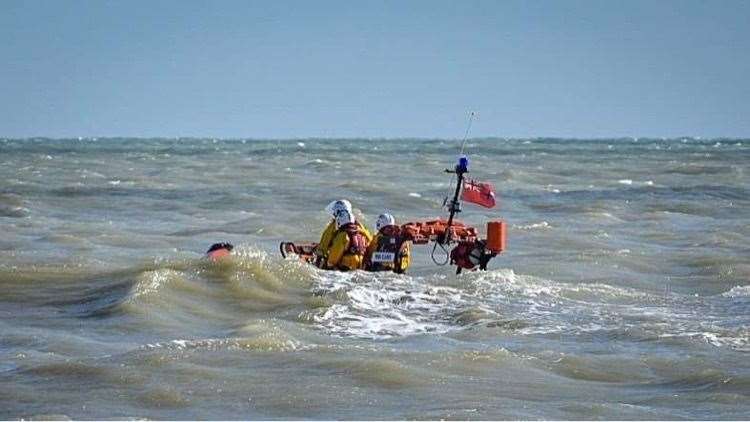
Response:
[368, 225, 408, 273]
[315, 220, 372, 268]
[334, 223, 367, 271]
[343, 223, 367, 254]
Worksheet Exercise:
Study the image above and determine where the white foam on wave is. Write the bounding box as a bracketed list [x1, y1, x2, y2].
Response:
[458, 271, 750, 350]
[585, 212, 620, 222]
[722, 285, 750, 298]
[232, 244, 270, 263]
[309, 267, 662, 340]
[658, 331, 750, 350]
[514, 221, 550, 230]
[302, 253, 749, 350]
[310, 271, 470, 339]
[618, 179, 654, 187]
[144, 336, 308, 353]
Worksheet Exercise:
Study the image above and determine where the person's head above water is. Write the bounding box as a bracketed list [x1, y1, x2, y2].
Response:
[376, 213, 396, 231]
[325, 199, 352, 218]
[335, 210, 355, 229]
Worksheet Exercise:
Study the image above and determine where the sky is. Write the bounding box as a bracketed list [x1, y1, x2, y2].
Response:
[2, 0, 749, 139]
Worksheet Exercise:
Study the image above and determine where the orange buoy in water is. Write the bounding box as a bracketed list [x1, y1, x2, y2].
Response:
[486, 221, 506, 253]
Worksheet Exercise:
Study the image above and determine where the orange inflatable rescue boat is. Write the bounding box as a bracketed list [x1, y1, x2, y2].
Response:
[279, 155, 507, 274]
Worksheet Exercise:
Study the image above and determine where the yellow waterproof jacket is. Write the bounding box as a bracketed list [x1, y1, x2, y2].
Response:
[365, 229, 411, 274]
[326, 223, 371, 271]
[315, 220, 337, 259]
[316, 220, 372, 260]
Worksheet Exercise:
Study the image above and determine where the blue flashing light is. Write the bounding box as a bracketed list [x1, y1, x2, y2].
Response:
[457, 155, 469, 173]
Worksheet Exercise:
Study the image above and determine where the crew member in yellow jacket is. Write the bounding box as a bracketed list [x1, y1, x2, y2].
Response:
[364, 213, 411, 274]
[314, 199, 372, 267]
[326, 210, 369, 271]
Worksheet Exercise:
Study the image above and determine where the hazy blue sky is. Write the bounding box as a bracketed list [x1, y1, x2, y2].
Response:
[2, 0, 749, 139]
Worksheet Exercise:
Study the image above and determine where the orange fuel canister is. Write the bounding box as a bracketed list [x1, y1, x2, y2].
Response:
[486, 221, 506, 253]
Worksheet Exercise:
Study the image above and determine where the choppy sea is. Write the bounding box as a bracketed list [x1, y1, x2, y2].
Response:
[1, 137, 748, 419]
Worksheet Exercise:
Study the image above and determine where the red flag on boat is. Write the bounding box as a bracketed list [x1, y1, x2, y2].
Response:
[461, 179, 497, 208]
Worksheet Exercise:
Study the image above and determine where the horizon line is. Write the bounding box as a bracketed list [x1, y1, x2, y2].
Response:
[3, 135, 749, 142]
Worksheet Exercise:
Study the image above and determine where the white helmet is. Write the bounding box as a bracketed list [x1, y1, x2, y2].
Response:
[325, 199, 352, 217]
[335, 210, 354, 229]
[376, 213, 396, 231]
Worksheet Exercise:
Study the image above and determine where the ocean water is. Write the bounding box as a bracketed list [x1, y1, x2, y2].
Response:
[1, 137, 748, 419]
